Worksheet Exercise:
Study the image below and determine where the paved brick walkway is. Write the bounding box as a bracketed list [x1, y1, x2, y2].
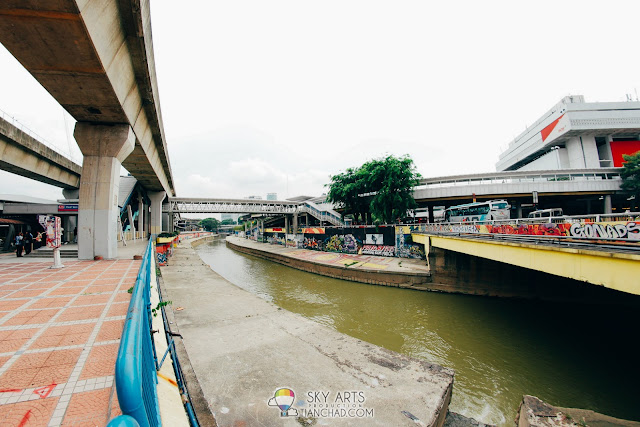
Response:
[0, 259, 138, 426]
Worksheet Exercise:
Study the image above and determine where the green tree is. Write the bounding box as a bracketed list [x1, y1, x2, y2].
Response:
[199, 217, 220, 231]
[621, 151, 640, 210]
[326, 167, 370, 223]
[326, 154, 421, 224]
[366, 155, 421, 223]
[220, 218, 235, 225]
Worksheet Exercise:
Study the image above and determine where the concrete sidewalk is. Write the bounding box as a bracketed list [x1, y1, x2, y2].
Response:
[161, 237, 454, 427]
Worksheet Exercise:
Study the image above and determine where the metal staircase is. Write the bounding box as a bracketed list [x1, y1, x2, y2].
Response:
[298, 201, 344, 226]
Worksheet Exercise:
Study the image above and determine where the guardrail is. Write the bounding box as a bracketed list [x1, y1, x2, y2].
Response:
[413, 212, 640, 245]
[299, 202, 344, 226]
[109, 240, 161, 427]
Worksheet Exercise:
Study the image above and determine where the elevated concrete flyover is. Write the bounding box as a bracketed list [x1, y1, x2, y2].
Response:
[0, 1, 175, 259]
[414, 168, 623, 217]
[0, 115, 81, 189]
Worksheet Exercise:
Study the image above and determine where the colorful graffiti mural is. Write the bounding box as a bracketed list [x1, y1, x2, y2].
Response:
[422, 221, 640, 241]
[362, 245, 395, 256]
[395, 226, 426, 259]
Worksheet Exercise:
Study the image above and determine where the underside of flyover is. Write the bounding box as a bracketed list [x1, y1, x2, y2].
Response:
[0, 1, 176, 259]
[428, 246, 640, 305]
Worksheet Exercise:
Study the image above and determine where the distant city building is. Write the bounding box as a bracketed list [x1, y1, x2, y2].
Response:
[221, 213, 241, 224]
[496, 95, 640, 171]
[266, 193, 277, 201]
[246, 195, 262, 200]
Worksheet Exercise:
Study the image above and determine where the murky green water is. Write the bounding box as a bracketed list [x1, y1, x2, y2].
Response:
[197, 240, 639, 425]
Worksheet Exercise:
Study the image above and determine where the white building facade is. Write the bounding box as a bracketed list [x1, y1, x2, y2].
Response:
[496, 95, 640, 171]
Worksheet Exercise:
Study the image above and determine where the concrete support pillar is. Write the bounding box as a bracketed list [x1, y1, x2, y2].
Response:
[74, 123, 135, 260]
[604, 195, 612, 214]
[285, 216, 289, 235]
[138, 194, 145, 237]
[149, 191, 166, 238]
[515, 201, 522, 219]
[62, 215, 76, 243]
[292, 213, 298, 234]
[428, 206, 434, 223]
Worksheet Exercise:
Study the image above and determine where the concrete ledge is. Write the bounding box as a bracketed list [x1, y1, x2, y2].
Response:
[161, 238, 455, 426]
[225, 237, 431, 289]
[516, 395, 640, 427]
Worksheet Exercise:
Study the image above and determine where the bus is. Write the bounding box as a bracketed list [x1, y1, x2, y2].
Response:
[527, 208, 563, 220]
[444, 200, 510, 222]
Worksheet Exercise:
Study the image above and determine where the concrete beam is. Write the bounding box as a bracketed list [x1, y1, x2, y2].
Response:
[0, 116, 81, 188]
[0, 1, 175, 195]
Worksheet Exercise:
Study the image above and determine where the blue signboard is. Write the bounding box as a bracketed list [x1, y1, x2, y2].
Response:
[58, 204, 78, 212]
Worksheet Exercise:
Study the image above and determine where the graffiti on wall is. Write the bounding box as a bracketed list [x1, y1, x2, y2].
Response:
[297, 226, 396, 256]
[395, 226, 426, 259]
[362, 245, 395, 256]
[423, 221, 640, 241]
[569, 222, 639, 240]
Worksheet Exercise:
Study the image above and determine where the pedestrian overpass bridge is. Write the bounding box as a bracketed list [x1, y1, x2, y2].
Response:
[164, 197, 345, 226]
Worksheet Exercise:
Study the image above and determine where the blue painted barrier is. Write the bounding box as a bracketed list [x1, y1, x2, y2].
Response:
[107, 414, 141, 427]
[112, 240, 162, 427]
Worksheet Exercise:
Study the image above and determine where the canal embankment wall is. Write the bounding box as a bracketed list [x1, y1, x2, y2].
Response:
[226, 236, 432, 289]
[228, 236, 639, 304]
[160, 235, 455, 426]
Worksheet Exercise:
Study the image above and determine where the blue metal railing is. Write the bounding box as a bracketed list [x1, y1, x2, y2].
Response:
[109, 240, 161, 427]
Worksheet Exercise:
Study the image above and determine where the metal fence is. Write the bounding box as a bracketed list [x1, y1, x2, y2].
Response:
[109, 240, 161, 427]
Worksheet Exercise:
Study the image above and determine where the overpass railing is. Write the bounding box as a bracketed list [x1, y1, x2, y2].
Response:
[110, 240, 161, 427]
[298, 202, 344, 226]
[415, 168, 622, 189]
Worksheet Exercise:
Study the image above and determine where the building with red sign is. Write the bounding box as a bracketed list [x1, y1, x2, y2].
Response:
[496, 95, 640, 171]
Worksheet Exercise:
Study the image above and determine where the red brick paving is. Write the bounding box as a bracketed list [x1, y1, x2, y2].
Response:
[95, 320, 125, 342]
[0, 397, 59, 427]
[30, 323, 95, 349]
[0, 259, 138, 426]
[62, 388, 111, 426]
[0, 328, 39, 352]
[79, 343, 119, 380]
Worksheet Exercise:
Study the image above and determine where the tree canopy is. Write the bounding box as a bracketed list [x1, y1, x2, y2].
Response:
[326, 154, 421, 224]
[199, 217, 220, 231]
[621, 151, 640, 210]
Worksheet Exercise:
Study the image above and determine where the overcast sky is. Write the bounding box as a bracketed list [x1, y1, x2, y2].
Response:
[1, 0, 640, 201]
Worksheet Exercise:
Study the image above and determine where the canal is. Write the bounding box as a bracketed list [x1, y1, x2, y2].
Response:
[196, 240, 639, 425]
